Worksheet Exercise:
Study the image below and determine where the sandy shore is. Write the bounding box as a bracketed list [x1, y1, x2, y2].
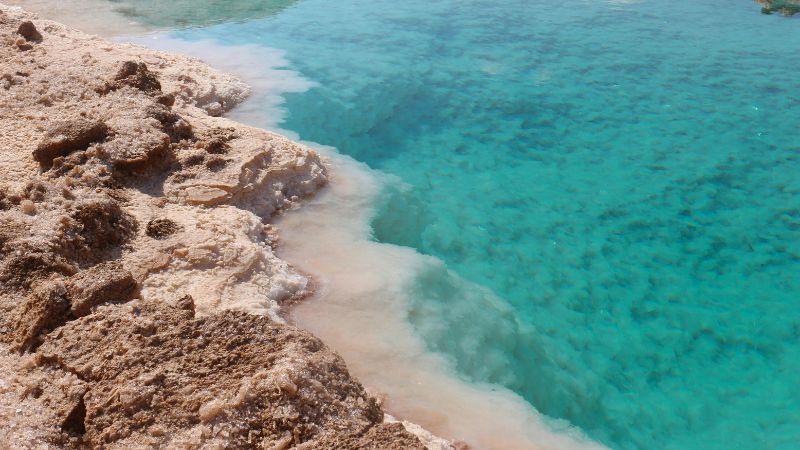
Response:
[0, 5, 452, 448]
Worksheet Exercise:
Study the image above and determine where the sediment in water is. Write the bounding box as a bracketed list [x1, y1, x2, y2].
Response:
[116, 23, 608, 450]
[273, 147, 606, 450]
[140, 23, 607, 450]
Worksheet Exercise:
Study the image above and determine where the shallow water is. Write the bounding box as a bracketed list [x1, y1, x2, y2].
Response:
[104, 0, 300, 29]
[116, 0, 800, 448]
[276, 147, 604, 449]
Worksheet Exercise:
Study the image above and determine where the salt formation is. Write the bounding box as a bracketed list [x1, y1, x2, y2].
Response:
[0, 5, 442, 448]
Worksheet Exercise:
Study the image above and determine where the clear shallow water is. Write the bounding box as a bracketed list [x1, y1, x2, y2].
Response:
[126, 1, 800, 448]
[108, 0, 300, 28]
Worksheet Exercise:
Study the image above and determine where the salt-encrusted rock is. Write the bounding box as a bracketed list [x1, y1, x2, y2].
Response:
[183, 185, 231, 205]
[66, 262, 137, 317]
[111, 61, 162, 94]
[34, 298, 425, 449]
[0, 248, 76, 291]
[9, 277, 70, 352]
[33, 119, 109, 168]
[68, 199, 138, 258]
[16, 20, 41, 42]
[145, 217, 181, 239]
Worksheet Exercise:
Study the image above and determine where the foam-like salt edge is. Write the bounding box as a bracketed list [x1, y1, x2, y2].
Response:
[276, 147, 607, 450]
[120, 35, 315, 130]
[126, 36, 609, 450]
[106, 27, 607, 449]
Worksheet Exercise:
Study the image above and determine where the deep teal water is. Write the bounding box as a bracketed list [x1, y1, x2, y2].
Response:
[141, 1, 800, 448]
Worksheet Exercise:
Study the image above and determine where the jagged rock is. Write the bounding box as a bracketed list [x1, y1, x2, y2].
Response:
[205, 156, 227, 172]
[315, 422, 428, 450]
[35, 299, 424, 448]
[0, 6, 434, 450]
[23, 181, 48, 202]
[109, 61, 162, 95]
[101, 104, 191, 172]
[156, 93, 175, 107]
[70, 199, 137, 254]
[145, 103, 193, 141]
[17, 20, 41, 42]
[9, 277, 70, 352]
[66, 262, 137, 317]
[33, 119, 109, 168]
[175, 294, 196, 316]
[0, 248, 76, 291]
[198, 127, 236, 154]
[0, 352, 87, 447]
[145, 218, 180, 239]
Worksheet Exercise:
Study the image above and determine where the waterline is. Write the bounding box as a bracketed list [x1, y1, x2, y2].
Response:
[126, 34, 606, 449]
[277, 146, 604, 450]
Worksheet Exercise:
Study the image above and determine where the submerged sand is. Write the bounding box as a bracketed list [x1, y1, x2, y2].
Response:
[0, 5, 452, 448]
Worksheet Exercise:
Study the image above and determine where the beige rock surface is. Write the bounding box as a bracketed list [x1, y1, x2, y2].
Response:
[0, 2, 326, 319]
[0, 5, 444, 448]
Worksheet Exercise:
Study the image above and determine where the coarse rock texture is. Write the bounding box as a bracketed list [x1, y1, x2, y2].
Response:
[0, 5, 448, 449]
[31, 298, 426, 449]
[0, 3, 326, 320]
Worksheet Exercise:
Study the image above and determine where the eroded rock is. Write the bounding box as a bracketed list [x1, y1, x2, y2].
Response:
[70, 199, 137, 255]
[145, 218, 180, 239]
[113, 61, 161, 94]
[0, 248, 76, 291]
[9, 277, 70, 352]
[0, 6, 429, 450]
[33, 119, 109, 169]
[66, 262, 137, 317]
[35, 299, 424, 448]
[17, 20, 41, 42]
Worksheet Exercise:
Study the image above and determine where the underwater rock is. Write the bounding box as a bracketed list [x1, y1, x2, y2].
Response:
[756, 0, 800, 15]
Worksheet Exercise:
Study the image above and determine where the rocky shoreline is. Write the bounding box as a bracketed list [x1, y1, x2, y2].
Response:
[0, 5, 451, 448]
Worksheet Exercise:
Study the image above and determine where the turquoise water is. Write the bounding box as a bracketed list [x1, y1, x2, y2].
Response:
[137, 1, 800, 448]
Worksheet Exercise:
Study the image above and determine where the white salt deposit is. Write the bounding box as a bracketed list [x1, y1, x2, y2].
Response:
[275, 148, 606, 450]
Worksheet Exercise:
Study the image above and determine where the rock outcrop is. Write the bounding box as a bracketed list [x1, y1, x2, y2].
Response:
[0, 4, 440, 448]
